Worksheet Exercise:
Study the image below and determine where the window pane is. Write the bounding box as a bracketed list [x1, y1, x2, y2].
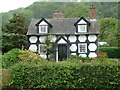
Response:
[78, 25, 87, 32]
[79, 43, 87, 53]
[39, 25, 47, 33]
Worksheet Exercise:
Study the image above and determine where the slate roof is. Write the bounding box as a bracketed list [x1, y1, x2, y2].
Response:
[27, 18, 100, 35]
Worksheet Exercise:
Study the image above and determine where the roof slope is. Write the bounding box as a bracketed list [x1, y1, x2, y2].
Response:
[27, 18, 100, 35]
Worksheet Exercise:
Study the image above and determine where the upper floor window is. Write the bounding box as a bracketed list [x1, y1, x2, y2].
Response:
[78, 25, 87, 32]
[39, 25, 48, 33]
[74, 17, 90, 33]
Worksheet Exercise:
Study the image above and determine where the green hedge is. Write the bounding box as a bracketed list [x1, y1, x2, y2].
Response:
[11, 62, 120, 89]
[2, 48, 21, 68]
[99, 47, 120, 58]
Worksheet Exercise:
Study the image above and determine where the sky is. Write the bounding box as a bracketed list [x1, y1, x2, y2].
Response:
[0, 0, 39, 13]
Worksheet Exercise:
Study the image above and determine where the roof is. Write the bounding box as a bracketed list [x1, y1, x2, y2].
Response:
[27, 18, 100, 35]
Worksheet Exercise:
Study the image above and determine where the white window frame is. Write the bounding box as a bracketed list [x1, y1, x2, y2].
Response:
[38, 44, 46, 55]
[78, 43, 87, 53]
[39, 25, 48, 33]
[78, 24, 87, 32]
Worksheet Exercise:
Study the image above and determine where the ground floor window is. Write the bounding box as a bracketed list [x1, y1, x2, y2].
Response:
[78, 43, 87, 53]
[38, 44, 46, 55]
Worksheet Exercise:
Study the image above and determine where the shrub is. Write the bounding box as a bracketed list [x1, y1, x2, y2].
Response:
[11, 62, 120, 89]
[99, 47, 120, 58]
[2, 48, 21, 68]
[18, 50, 46, 64]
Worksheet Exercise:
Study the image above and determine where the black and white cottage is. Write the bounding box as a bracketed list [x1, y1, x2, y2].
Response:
[27, 5, 100, 62]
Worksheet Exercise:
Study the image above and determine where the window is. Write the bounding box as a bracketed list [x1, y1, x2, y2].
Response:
[78, 43, 87, 53]
[38, 44, 46, 55]
[39, 25, 48, 33]
[78, 25, 87, 32]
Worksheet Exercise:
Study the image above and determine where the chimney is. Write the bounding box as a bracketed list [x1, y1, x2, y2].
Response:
[53, 10, 64, 19]
[90, 5, 96, 19]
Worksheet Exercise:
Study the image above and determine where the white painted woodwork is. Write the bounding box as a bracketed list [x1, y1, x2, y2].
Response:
[88, 43, 97, 51]
[78, 35, 87, 42]
[71, 53, 76, 55]
[68, 35, 77, 42]
[29, 36, 38, 43]
[39, 36, 45, 43]
[29, 44, 37, 51]
[78, 19, 87, 24]
[88, 52, 97, 57]
[57, 38, 67, 44]
[70, 44, 77, 51]
[56, 47, 58, 62]
[88, 35, 97, 42]
[39, 21, 48, 25]
[79, 54, 87, 57]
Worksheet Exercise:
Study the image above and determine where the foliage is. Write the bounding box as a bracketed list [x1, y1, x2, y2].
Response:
[99, 18, 119, 46]
[99, 47, 120, 58]
[1, 2, 118, 27]
[2, 33, 27, 53]
[43, 35, 55, 60]
[11, 62, 120, 89]
[2, 14, 27, 34]
[18, 49, 46, 64]
[2, 48, 21, 69]
[1, 69, 13, 86]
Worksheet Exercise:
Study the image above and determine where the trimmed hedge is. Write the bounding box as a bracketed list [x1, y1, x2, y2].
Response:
[11, 62, 120, 89]
[99, 47, 120, 58]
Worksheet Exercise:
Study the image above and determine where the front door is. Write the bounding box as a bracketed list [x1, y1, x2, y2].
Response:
[58, 44, 67, 61]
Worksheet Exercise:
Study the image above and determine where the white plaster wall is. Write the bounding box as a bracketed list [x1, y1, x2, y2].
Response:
[70, 44, 77, 51]
[51, 36, 57, 42]
[63, 36, 67, 40]
[58, 38, 67, 44]
[71, 53, 76, 55]
[78, 35, 87, 42]
[88, 43, 97, 51]
[40, 55, 46, 59]
[79, 54, 87, 57]
[29, 44, 37, 51]
[88, 35, 97, 42]
[78, 19, 87, 24]
[29, 36, 38, 43]
[69, 35, 77, 42]
[88, 52, 97, 57]
[39, 36, 46, 43]
[39, 21, 48, 25]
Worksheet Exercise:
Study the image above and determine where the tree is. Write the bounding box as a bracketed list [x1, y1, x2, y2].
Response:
[2, 33, 27, 53]
[2, 14, 27, 53]
[3, 14, 27, 35]
[99, 18, 119, 46]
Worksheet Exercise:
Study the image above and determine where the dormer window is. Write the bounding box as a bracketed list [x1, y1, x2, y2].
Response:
[74, 17, 90, 33]
[36, 18, 53, 34]
[39, 25, 48, 33]
[78, 24, 87, 32]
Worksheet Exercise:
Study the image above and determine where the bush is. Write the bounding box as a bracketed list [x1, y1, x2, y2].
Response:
[99, 47, 120, 58]
[11, 62, 120, 89]
[18, 50, 46, 64]
[2, 48, 21, 68]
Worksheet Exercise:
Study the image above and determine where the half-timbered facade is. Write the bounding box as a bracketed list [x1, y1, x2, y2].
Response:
[27, 5, 100, 62]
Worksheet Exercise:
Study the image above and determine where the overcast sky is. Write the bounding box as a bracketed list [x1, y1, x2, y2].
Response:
[0, 0, 39, 13]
